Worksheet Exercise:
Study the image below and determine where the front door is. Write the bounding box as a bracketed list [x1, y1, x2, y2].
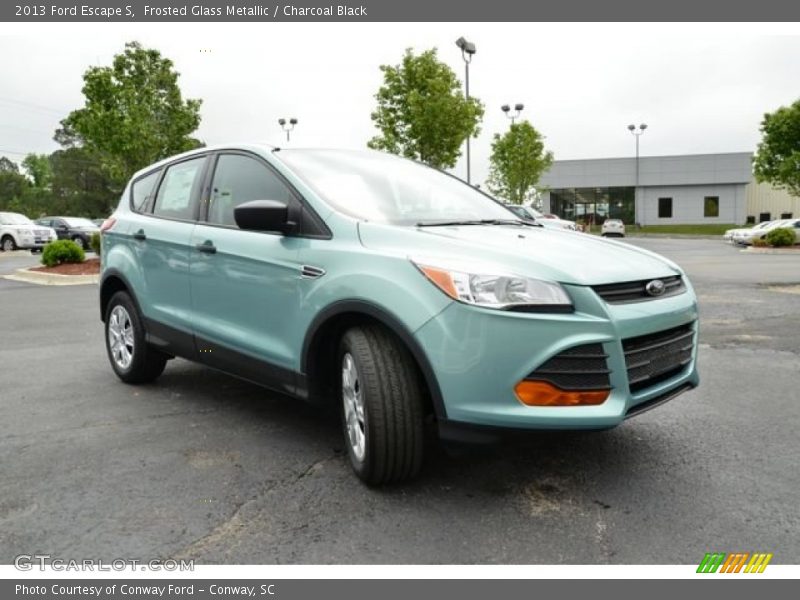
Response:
[188, 152, 304, 394]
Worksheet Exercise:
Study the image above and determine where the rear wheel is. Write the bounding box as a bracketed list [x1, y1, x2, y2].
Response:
[339, 325, 425, 484]
[72, 236, 86, 250]
[105, 291, 167, 384]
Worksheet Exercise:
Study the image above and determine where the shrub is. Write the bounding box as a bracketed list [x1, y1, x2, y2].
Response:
[90, 231, 101, 256]
[41, 239, 85, 267]
[764, 227, 796, 247]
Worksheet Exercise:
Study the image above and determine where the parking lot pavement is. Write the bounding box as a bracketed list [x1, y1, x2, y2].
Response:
[1, 239, 798, 564]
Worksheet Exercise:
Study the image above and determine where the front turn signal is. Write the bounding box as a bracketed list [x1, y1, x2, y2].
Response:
[514, 380, 609, 406]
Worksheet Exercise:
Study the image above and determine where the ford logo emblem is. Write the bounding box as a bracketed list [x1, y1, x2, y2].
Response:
[645, 279, 666, 296]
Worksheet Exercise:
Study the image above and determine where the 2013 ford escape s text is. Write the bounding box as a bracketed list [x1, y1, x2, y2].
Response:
[100, 145, 699, 484]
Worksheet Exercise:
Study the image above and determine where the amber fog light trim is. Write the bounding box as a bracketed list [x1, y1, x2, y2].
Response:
[514, 380, 610, 406]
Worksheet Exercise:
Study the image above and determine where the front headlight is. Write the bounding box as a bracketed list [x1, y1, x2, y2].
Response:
[411, 257, 572, 311]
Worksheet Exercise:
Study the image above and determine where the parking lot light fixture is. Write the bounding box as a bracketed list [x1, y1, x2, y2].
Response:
[501, 103, 524, 125]
[456, 36, 476, 184]
[279, 117, 298, 142]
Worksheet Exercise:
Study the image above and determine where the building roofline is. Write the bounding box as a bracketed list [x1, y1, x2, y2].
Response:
[551, 151, 753, 163]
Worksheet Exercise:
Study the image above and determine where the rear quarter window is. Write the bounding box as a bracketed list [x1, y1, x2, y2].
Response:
[130, 170, 162, 213]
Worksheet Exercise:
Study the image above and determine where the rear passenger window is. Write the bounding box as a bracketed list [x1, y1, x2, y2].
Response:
[131, 170, 161, 213]
[153, 157, 206, 220]
[207, 154, 294, 227]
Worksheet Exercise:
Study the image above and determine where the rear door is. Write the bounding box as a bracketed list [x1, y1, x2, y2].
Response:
[130, 155, 208, 355]
[188, 151, 306, 392]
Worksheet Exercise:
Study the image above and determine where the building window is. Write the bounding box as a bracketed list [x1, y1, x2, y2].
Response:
[759, 212, 771, 222]
[704, 196, 719, 218]
[658, 197, 673, 218]
[746, 216, 755, 224]
[781, 212, 793, 219]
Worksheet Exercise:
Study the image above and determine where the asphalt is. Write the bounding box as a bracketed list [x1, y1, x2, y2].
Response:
[0, 239, 798, 564]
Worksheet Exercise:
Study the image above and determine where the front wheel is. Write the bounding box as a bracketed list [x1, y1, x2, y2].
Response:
[105, 291, 167, 384]
[1, 235, 17, 252]
[339, 325, 425, 484]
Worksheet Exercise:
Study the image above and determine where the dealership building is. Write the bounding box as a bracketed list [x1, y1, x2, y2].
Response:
[539, 152, 799, 226]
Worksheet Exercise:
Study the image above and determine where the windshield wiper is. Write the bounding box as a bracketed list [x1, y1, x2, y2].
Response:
[416, 219, 541, 228]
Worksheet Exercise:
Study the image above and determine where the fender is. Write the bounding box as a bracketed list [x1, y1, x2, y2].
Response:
[301, 299, 447, 420]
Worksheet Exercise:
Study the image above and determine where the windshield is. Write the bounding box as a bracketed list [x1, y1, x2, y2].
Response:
[63, 217, 97, 228]
[277, 149, 517, 226]
[0, 213, 33, 225]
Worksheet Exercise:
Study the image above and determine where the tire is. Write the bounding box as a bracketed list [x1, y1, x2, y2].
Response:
[104, 291, 167, 384]
[1, 235, 17, 252]
[338, 325, 425, 484]
[72, 236, 86, 250]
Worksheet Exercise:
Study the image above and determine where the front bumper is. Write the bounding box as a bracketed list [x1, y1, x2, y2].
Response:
[15, 234, 53, 249]
[415, 280, 699, 433]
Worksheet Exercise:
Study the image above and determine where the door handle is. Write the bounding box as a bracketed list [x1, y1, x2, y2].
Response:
[195, 241, 217, 254]
[132, 229, 146, 241]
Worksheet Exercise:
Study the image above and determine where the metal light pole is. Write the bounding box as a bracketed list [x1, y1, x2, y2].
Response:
[278, 117, 298, 142]
[627, 123, 648, 187]
[501, 103, 524, 125]
[456, 36, 476, 184]
[628, 123, 647, 226]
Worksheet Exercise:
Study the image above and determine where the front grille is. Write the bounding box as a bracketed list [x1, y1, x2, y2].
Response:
[593, 275, 685, 304]
[623, 323, 694, 393]
[35, 229, 49, 236]
[525, 343, 612, 391]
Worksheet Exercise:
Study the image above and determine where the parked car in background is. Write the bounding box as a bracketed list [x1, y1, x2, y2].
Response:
[0, 211, 57, 252]
[724, 221, 772, 243]
[735, 219, 799, 245]
[92, 218, 107, 228]
[36, 216, 101, 251]
[504, 204, 578, 231]
[100, 144, 699, 484]
[601, 219, 626, 237]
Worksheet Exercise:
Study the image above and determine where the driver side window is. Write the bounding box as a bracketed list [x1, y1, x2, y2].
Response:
[207, 154, 293, 227]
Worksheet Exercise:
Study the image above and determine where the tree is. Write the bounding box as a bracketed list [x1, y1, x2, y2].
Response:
[49, 148, 116, 217]
[0, 156, 31, 212]
[368, 48, 484, 169]
[57, 41, 203, 189]
[753, 98, 800, 197]
[22, 153, 52, 190]
[486, 121, 553, 205]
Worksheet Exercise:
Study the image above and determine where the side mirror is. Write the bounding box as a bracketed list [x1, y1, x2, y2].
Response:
[234, 200, 294, 234]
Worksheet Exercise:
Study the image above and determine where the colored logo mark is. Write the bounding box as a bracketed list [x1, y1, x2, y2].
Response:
[697, 552, 773, 573]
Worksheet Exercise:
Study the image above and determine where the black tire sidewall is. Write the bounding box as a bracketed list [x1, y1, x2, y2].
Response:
[104, 291, 148, 382]
[338, 333, 373, 480]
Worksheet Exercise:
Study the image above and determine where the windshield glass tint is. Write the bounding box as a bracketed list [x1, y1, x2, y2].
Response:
[63, 217, 96, 228]
[0, 213, 33, 225]
[277, 150, 516, 225]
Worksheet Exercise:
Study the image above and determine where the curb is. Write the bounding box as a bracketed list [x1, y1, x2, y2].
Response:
[3, 267, 99, 286]
[0, 250, 35, 258]
[624, 233, 722, 240]
[741, 247, 800, 255]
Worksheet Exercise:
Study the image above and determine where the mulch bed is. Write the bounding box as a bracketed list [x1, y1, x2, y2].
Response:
[30, 257, 101, 275]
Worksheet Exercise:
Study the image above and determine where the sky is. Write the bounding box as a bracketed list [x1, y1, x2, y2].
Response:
[1, 22, 799, 186]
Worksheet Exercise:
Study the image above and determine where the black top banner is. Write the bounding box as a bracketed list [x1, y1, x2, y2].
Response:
[4, 0, 800, 22]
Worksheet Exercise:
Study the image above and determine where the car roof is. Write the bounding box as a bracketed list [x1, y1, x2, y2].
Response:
[128, 142, 281, 181]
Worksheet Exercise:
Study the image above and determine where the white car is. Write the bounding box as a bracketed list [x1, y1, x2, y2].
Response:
[504, 204, 578, 231]
[735, 219, 797, 245]
[724, 221, 772, 243]
[0, 212, 57, 252]
[601, 219, 626, 237]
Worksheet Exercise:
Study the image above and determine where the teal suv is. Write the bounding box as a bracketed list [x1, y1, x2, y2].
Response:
[100, 145, 699, 484]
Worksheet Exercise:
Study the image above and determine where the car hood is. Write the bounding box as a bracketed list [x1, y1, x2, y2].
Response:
[538, 218, 575, 229]
[358, 222, 680, 286]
